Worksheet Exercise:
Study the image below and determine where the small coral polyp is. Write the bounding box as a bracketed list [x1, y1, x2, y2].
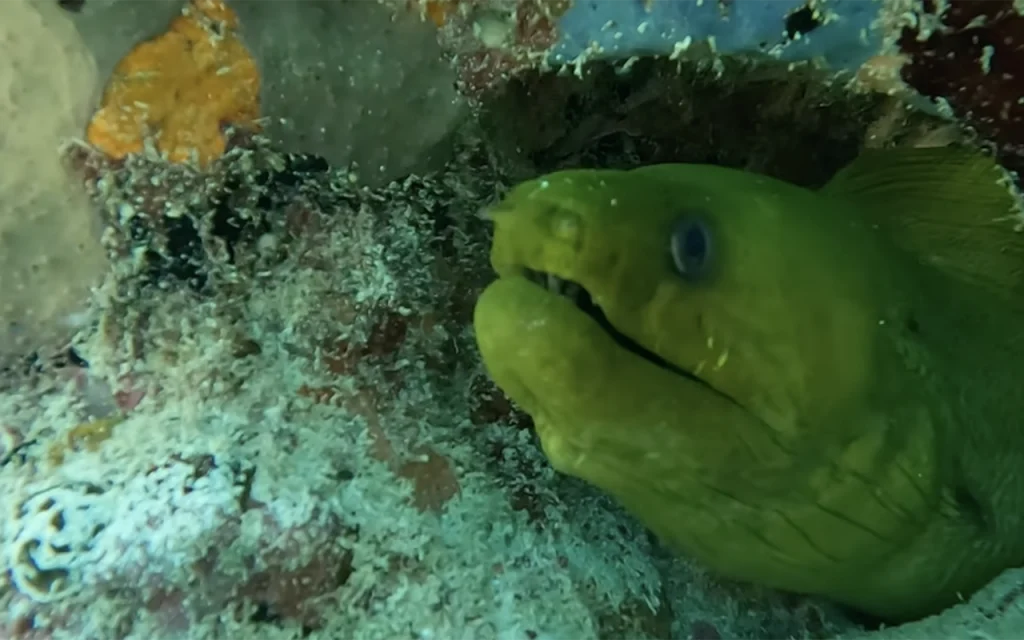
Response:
[6, 483, 110, 603]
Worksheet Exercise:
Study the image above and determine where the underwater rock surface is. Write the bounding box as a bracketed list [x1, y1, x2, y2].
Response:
[0, 0, 107, 362]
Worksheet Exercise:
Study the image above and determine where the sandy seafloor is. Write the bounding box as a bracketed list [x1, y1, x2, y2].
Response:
[0, 134, 878, 640]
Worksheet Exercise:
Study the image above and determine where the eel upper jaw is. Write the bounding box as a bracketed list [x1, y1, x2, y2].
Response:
[519, 268, 726, 397]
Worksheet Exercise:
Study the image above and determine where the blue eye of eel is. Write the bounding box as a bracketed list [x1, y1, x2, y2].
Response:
[670, 216, 715, 282]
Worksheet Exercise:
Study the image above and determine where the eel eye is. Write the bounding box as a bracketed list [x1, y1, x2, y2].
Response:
[670, 216, 714, 282]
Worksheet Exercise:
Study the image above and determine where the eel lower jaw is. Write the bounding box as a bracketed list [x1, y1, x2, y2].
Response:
[519, 268, 727, 397]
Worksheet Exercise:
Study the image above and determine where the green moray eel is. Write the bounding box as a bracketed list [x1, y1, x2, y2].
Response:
[473, 147, 1024, 622]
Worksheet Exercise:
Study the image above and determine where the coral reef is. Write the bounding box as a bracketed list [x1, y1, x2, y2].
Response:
[4, 0, 1022, 638]
[0, 0, 107, 363]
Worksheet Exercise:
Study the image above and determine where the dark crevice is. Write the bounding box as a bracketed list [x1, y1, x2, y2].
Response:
[785, 5, 822, 40]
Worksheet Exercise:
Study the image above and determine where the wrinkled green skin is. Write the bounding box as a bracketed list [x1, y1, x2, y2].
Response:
[473, 164, 1024, 622]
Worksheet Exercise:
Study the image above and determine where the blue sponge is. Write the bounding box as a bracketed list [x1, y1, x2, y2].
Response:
[547, 0, 883, 72]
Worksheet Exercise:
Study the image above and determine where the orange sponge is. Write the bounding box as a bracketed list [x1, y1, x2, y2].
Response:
[86, 0, 260, 167]
[421, 0, 456, 27]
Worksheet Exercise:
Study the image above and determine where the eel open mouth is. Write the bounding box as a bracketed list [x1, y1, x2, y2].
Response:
[522, 268, 711, 387]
